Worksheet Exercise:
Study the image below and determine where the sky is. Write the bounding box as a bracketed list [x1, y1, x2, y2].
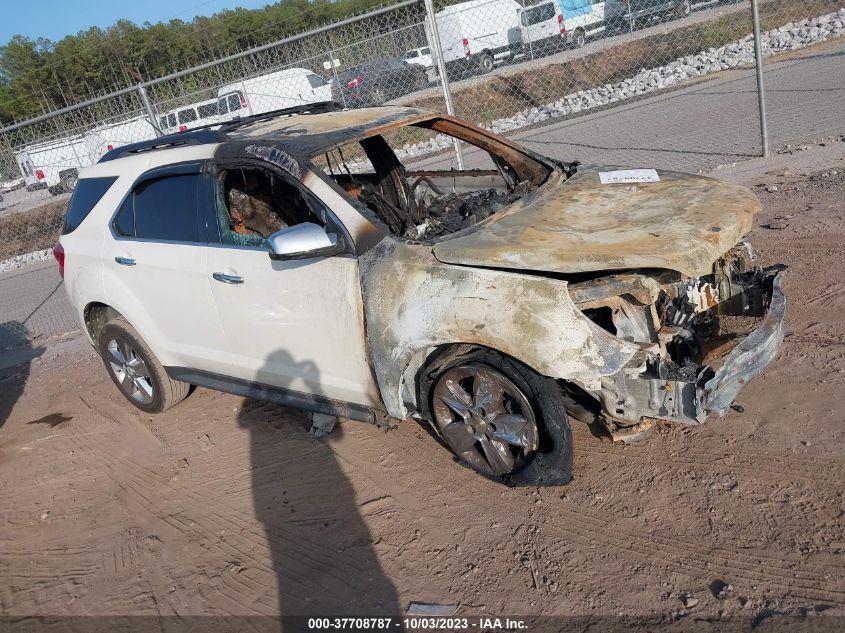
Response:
[0, 0, 272, 45]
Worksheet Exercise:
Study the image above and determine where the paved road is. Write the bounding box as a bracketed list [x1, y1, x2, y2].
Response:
[413, 39, 845, 173]
[0, 259, 78, 350]
[1, 39, 842, 351]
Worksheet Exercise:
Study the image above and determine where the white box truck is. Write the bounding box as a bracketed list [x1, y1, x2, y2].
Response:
[15, 135, 91, 195]
[426, 0, 524, 78]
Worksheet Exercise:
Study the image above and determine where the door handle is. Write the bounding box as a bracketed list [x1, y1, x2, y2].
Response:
[213, 272, 244, 284]
[115, 256, 136, 266]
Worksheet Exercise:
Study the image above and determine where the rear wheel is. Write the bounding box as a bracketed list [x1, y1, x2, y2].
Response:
[422, 347, 573, 486]
[98, 317, 190, 414]
[476, 51, 494, 74]
[60, 171, 77, 193]
[675, 0, 691, 18]
[572, 28, 586, 48]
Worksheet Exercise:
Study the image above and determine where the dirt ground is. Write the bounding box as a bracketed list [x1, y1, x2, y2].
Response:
[1, 144, 844, 629]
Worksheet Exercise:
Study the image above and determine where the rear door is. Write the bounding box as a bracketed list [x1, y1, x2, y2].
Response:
[102, 163, 233, 375]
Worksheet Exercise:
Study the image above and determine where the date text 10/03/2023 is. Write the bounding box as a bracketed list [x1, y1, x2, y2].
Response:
[306, 617, 529, 630]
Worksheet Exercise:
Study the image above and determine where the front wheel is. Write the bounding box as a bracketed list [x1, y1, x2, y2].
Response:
[369, 86, 386, 106]
[675, 0, 691, 18]
[98, 317, 191, 414]
[422, 347, 573, 486]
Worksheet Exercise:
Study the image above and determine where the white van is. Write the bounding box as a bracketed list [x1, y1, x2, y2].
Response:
[15, 135, 91, 194]
[557, 0, 607, 45]
[159, 97, 220, 134]
[216, 68, 332, 122]
[84, 115, 158, 162]
[426, 0, 523, 77]
[518, 1, 566, 53]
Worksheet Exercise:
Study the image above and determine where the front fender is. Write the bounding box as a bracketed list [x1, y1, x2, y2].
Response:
[360, 239, 639, 419]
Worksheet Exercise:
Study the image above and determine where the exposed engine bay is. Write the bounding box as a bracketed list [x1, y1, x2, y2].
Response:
[567, 241, 786, 441]
[322, 122, 551, 242]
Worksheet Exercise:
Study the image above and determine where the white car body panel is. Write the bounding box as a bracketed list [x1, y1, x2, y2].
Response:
[205, 245, 380, 407]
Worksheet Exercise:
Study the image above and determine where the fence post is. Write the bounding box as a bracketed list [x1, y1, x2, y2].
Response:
[423, 0, 465, 170]
[137, 85, 163, 137]
[750, 0, 769, 157]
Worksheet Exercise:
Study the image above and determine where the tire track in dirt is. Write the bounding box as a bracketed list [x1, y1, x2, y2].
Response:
[347, 423, 845, 604]
[578, 443, 843, 486]
[62, 416, 393, 615]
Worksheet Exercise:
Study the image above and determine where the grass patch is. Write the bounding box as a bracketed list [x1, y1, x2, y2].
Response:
[0, 199, 67, 262]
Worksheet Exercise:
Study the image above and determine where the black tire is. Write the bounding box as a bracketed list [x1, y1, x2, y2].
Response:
[60, 170, 78, 193]
[369, 85, 387, 106]
[98, 317, 191, 414]
[572, 28, 586, 48]
[421, 346, 573, 486]
[675, 0, 691, 18]
[47, 185, 61, 196]
[476, 51, 494, 74]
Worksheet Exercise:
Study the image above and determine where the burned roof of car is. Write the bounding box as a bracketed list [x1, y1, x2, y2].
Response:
[98, 105, 433, 164]
[224, 106, 433, 158]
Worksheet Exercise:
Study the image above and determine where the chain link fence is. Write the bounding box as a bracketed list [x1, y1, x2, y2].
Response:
[1, 0, 843, 350]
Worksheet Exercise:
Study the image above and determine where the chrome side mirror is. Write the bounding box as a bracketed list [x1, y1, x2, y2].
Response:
[267, 222, 344, 260]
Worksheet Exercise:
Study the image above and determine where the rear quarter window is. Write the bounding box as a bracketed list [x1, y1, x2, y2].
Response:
[62, 176, 118, 234]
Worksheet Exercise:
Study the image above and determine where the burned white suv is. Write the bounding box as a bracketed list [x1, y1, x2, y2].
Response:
[56, 104, 784, 485]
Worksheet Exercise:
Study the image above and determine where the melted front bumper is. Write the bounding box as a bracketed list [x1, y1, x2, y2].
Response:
[699, 270, 786, 416]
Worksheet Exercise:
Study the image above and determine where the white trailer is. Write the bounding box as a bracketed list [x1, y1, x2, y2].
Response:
[15, 135, 91, 195]
[425, 0, 523, 77]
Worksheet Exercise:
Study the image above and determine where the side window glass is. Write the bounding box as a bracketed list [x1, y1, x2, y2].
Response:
[218, 97, 229, 114]
[167, 113, 177, 127]
[307, 74, 327, 88]
[215, 168, 327, 248]
[133, 174, 200, 242]
[228, 93, 242, 112]
[113, 196, 134, 237]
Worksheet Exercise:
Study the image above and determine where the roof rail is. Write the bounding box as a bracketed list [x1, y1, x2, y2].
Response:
[97, 101, 344, 163]
[98, 129, 223, 162]
[218, 101, 343, 133]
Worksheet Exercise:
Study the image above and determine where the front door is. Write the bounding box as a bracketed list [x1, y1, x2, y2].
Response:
[204, 161, 380, 408]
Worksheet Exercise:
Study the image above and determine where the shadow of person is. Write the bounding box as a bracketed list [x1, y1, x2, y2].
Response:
[0, 321, 43, 430]
[237, 349, 401, 624]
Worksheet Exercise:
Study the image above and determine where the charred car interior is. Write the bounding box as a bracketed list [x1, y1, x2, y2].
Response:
[317, 118, 552, 242]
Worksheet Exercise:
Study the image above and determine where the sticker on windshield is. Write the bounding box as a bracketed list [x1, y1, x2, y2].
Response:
[599, 169, 660, 184]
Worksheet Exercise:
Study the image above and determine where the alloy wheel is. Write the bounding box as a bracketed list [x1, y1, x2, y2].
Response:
[106, 337, 154, 405]
[432, 364, 539, 476]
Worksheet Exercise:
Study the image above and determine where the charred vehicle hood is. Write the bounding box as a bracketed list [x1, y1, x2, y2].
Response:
[431, 165, 761, 277]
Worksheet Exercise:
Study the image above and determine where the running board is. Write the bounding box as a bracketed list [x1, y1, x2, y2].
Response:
[166, 367, 379, 424]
